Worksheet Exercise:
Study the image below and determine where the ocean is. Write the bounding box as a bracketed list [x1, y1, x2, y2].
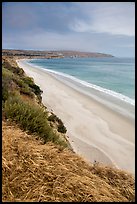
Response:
[26, 57, 135, 119]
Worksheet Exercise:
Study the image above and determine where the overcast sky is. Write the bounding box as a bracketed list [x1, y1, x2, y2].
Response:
[2, 2, 135, 57]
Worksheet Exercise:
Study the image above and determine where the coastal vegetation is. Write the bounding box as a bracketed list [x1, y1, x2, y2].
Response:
[3, 120, 134, 202]
[2, 58, 42, 102]
[2, 57, 68, 148]
[2, 55, 135, 202]
[48, 113, 67, 133]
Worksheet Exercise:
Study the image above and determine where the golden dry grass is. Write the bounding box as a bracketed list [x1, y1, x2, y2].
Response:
[2, 121, 135, 202]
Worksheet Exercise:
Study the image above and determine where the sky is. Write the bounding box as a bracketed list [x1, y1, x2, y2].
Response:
[2, 2, 135, 57]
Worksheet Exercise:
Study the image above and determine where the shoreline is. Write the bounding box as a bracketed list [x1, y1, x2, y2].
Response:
[24, 58, 135, 121]
[17, 59, 135, 174]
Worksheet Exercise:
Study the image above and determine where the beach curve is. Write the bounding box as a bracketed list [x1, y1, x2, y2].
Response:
[17, 59, 135, 174]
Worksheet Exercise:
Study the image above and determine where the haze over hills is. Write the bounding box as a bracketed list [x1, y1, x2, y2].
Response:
[2, 49, 114, 59]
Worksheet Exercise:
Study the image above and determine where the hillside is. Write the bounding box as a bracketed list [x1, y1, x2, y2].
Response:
[2, 49, 114, 59]
[2, 121, 134, 202]
[2, 55, 135, 202]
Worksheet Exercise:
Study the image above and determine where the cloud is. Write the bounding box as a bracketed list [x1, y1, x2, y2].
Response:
[3, 2, 135, 36]
[2, 2, 135, 57]
[2, 30, 101, 52]
[3, 29, 134, 56]
[2, 3, 38, 31]
[2, 2, 84, 34]
[69, 20, 92, 33]
[70, 2, 135, 36]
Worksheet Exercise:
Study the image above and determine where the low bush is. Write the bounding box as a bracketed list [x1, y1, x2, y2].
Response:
[23, 77, 42, 93]
[20, 87, 34, 97]
[3, 95, 68, 147]
[2, 59, 68, 148]
[2, 67, 14, 101]
[2, 86, 9, 102]
[23, 77, 43, 102]
[2, 60, 24, 76]
[48, 114, 57, 122]
[48, 114, 67, 134]
[57, 123, 67, 134]
[2, 66, 35, 99]
[4, 96, 50, 139]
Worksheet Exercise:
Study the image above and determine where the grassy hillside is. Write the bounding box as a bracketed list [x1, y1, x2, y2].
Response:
[2, 56, 69, 148]
[2, 121, 135, 202]
[2, 56, 135, 202]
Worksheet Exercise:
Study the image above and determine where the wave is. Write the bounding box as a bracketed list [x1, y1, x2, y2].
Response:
[26, 60, 135, 106]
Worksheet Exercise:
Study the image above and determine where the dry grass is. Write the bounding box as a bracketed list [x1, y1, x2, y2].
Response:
[2, 121, 135, 202]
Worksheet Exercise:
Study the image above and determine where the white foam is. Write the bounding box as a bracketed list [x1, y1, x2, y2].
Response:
[25, 60, 135, 107]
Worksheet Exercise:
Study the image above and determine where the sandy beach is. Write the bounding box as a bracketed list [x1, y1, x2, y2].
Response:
[17, 59, 135, 174]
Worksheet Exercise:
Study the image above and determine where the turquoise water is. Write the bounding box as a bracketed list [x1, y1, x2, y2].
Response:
[28, 57, 135, 102]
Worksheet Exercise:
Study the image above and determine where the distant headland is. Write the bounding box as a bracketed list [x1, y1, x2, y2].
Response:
[2, 49, 114, 59]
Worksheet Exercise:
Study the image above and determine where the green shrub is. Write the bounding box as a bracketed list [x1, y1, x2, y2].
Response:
[31, 83, 43, 95]
[12, 77, 25, 87]
[2, 60, 68, 148]
[2, 61, 13, 72]
[3, 96, 67, 147]
[4, 96, 48, 138]
[2, 67, 13, 101]
[2, 66, 34, 99]
[2, 86, 9, 102]
[21, 76, 42, 103]
[48, 114, 67, 134]
[2, 60, 24, 76]
[48, 114, 57, 122]
[2, 64, 42, 103]
[2, 66, 13, 77]
[57, 123, 67, 134]
[22, 76, 34, 86]
[23, 76, 43, 95]
[20, 87, 34, 97]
